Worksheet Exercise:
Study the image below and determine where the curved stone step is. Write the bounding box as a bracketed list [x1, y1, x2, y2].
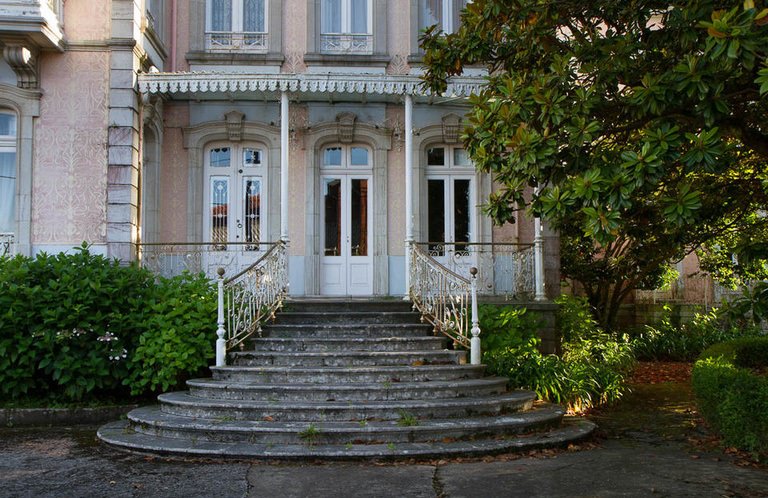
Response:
[209, 364, 484, 384]
[157, 391, 535, 422]
[124, 403, 564, 444]
[98, 417, 596, 460]
[186, 377, 507, 402]
[228, 350, 465, 367]
[248, 337, 448, 353]
[283, 300, 414, 313]
[275, 312, 421, 326]
[262, 323, 432, 339]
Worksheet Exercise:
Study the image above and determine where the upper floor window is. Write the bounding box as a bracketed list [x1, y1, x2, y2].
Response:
[0, 111, 18, 252]
[420, 0, 469, 34]
[146, 0, 165, 41]
[206, 0, 268, 52]
[320, 0, 372, 54]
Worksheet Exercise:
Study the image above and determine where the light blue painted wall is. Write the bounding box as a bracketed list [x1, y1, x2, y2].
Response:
[308, 103, 386, 127]
[190, 102, 281, 127]
[288, 255, 305, 296]
[388, 255, 405, 296]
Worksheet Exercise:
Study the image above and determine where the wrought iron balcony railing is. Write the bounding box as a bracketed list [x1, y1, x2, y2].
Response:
[320, 34, 373, 54]
[205, 31, 268, 52]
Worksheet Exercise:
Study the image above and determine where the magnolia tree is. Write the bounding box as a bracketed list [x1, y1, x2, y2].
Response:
[422, 0, 768, 329]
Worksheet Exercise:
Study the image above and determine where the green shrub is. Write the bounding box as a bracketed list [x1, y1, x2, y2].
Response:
[692, 337, 768, 458]
[483, 297, 633, 413]
[631, 307, 760, 362]
[124, 273, 216, 395]
[0, 246, 217, 403]
[479, 304, 540, 352]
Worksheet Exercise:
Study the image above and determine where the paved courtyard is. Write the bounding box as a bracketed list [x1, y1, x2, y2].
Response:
[2, 383, 767, 498]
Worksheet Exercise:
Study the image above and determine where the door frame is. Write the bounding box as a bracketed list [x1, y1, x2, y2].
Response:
[319, 173, 374, 295]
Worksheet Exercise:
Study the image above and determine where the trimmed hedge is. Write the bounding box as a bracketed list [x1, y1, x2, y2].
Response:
[692, 337, 768, 457]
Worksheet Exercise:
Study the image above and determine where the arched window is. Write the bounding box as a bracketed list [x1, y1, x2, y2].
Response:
[0, 110, 17, 254]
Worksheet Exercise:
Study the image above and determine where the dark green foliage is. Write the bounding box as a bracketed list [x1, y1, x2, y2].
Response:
[692, 337, 768, 458]
[719, 281, 768, 327]
[482, 298, 633, 413]
[422, 0, 768, 330]
[124, 273, 216, 395]
[631, 307, 761, 361]
[0, 246, 216, 403]
[479, 304, 540, 352]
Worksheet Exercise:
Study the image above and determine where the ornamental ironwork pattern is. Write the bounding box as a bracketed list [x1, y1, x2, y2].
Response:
[0, 233, 14, 257]
[409, 243, 472, 348]
[320, 34, 373, 54]
[137, 242, 268, 279]
[224, 240, 288, 350]
[205, 32, 268, 52]
[417, 242, 535, 300]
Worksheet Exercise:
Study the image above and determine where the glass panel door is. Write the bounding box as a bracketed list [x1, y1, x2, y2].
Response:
[320, 175, 372, 295]
[426, 175, 474, 275]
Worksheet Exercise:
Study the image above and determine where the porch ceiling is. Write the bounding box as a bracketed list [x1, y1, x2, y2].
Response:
[137, 71, 486, 105]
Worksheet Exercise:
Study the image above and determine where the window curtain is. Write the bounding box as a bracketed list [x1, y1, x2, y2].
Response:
[0, 152, 16, 233]
[321, 0, 341, 34]
[420, 0, 441, 30]
[243, 0, 265, 32]
[451, 0, 470, 32]
[350, 0, 369, 34]
[210, 0, 232, 31]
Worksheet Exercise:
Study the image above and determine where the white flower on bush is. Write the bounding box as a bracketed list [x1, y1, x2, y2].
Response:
[109, 348, 128, 361]
[97, 331, 117, 342]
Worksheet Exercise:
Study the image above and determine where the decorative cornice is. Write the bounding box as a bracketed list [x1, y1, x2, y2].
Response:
[137, 72, 486, 99]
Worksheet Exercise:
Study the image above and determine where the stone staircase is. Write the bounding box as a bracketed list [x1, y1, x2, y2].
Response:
[98, 299, 595, 459]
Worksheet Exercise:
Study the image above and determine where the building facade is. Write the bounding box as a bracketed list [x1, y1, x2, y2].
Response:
[1, 0, 565, 299]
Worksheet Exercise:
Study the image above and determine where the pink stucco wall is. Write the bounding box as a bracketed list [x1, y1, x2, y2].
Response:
[158, 103, 189, 241]
[32, 50, 110, 245]
[64, 0, 111, 40]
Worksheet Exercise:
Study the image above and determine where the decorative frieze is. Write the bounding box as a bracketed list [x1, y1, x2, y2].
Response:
[138, 72, 486, 98]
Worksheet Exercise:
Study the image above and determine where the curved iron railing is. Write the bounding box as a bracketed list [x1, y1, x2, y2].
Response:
[409, 242, 473, 349]
[215, 241, 288, 362]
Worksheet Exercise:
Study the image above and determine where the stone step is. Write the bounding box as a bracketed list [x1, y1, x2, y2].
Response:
[228, 350, 465, 367]
[186, 377, 507, 402]
[209, 364, 484, 384]
[262, 323, 432, 339]
[274, 312, 421, 326]
[248, 337, 448, 353]
[157, 391, 535, 422]
[98, 417, 596, 460]
[282, 299, 414, 313]
[123, 403, 564, 445]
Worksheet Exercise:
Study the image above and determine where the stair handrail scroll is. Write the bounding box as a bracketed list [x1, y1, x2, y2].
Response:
[408, 242, 482, 365]
[215, 240, 288, 366]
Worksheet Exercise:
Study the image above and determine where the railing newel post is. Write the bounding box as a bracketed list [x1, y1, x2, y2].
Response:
[215, 267, 227, 367]
[470, 266, 481, 366]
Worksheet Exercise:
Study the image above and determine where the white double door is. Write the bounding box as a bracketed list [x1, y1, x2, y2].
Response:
[320, 174, 373, 295]
[427, 175, 475, 277]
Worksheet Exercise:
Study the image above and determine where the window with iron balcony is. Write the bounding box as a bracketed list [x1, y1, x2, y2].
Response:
[206, 0, 268, 53]
[320, 0, 372, 55]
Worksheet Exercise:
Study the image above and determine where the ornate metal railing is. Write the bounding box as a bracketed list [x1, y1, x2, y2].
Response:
[409, 243, 480, 362]
[416, 242, 536, 300]
[205, 31, 268, 52]
[320, 34, 373, 54]
[1, 233, 15, 257]
[137, 242, 270, 279]
[215, 241, 288, 365]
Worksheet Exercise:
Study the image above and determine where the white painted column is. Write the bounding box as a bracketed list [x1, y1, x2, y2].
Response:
[404, 94, 414, 297]
[280, 92, 290, 242]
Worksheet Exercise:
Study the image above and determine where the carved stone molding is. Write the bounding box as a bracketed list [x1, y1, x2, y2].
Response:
[225, 110, 245, 141]
[2, 45, 39, 89]
[336, 112, 357, 144]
